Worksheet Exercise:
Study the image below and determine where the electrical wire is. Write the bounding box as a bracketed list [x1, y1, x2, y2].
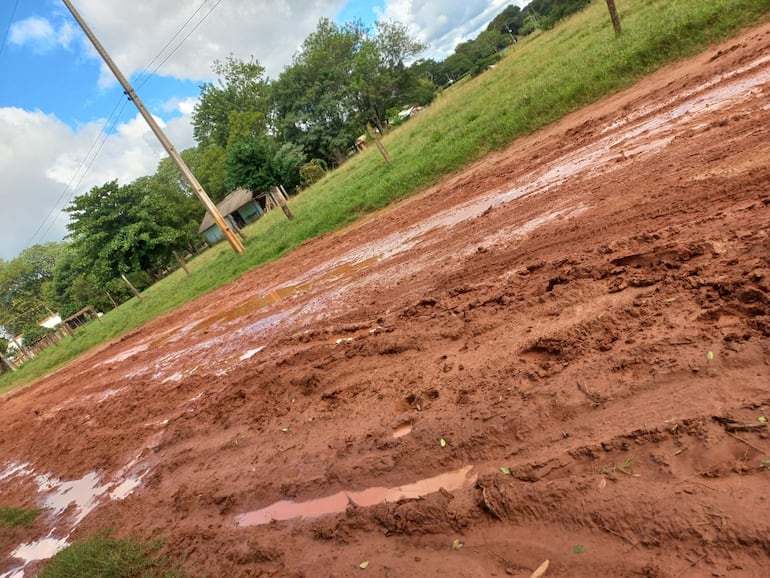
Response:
[133, 0, 211, 88]
[0, 0, 20, 60]
[135, 0, 225, 90]
[27, 97, 130, 246]
[27, 0, 226, 246]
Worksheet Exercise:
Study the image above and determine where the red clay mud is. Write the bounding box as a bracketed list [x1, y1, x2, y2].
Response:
[2, 23, 770, 577]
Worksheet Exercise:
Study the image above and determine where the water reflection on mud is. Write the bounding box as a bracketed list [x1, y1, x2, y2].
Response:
[236, 465, 476, 526]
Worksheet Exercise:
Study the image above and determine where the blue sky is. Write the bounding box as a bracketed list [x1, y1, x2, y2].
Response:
[0, 0, 516, 261]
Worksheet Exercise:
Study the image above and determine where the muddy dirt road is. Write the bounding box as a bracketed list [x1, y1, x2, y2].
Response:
[2, 23, 770, 578]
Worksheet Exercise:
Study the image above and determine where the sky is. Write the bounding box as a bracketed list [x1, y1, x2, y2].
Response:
[0, 0, 518, 261]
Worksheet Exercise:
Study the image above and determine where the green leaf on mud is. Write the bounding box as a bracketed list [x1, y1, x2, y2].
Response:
[359, 561, 369, 569]
[706, 351, 714, 361]
[500, 467, 512, 475]
[440, 438, 447, 448]
[573, 545, 586, 554]
[758, 416, 767, 424]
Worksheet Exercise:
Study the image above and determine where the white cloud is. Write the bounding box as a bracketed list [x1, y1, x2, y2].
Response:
[67, 0, 349, 84]
[0, 106, 196, 260]
[376, 0, 525, 61]
[9, 17, 56, 52]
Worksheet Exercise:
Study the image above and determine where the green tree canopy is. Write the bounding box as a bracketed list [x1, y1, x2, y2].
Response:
[225, 135, 306, 193]
[64, 178, 202, 284]
[192, 55, 269, 148]
[0, 243, 66, 336]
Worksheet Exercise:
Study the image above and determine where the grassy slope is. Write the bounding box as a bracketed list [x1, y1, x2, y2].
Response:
[2, 0, 769, 394]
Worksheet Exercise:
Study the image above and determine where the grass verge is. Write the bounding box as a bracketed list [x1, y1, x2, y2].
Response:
[37, 533, 184, 578]
[0, 506, 40, 528]
[1, 0, 769, 392]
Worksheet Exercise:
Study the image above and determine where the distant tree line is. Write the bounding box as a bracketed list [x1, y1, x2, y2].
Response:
[0, 1, 593, 339]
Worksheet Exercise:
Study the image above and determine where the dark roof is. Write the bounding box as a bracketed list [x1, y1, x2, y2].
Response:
[199, 188, 254, 233]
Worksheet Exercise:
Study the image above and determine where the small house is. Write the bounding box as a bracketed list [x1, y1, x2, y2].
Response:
[199, 188, 265, 245]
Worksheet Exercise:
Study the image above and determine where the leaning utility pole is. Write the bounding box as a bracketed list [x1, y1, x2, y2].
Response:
[62, 0, 245, 254]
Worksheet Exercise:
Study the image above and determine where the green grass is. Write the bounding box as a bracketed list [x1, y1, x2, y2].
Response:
[38, 533, 184, 578]
[0, 506, 40, 528]
[1, 0, 768, 393]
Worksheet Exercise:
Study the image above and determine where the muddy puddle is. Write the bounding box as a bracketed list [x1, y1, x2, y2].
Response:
[193, 257, 381, 334]
[3, 536, 70, 577]
[236, 465, 476, 526]
[392, 424, 414, 438]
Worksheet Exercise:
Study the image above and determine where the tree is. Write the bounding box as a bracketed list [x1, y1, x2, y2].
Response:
[352, 21, 427, 132]
[225, 136, 305, 193]
[196, 145, 229, 202]
[272, 19, 363, 165]
[192, 56, 269, 148]
[154, 147, 201, 197]
[0, 243, 66, 336]
[271, 18, 426, 165]
[64, 178, 202, 284]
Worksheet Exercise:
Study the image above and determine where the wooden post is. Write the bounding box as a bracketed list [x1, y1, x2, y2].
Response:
[88, 305, 103, 323]
[173, 251, 192, 277]
[106, 290, 119, 309]
[269, 186, 294, 220]
[121, 274, 144, 303]
[0, 353, 16, 372]
[61, 322, 74, 337]
[11, 336, 33, 361]
[605, 0, 622, 35]
[367, 123, 393, 165]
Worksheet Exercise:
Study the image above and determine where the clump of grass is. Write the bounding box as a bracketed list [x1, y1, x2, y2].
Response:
[0, 506, 40, 528]
[598, 457, 634, 475]
[38, 533, 185, 578]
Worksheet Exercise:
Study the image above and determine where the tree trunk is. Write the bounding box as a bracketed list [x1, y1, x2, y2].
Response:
[606, 0, 622, 35]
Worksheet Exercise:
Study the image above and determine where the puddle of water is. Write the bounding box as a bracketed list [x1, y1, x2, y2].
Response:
[193, 257, 380, 334]
[9, 536, 69, 565]
[239, 346, 265, 361]
[109, 476, 143, 500]
[97, 343, 150, 366]
[236, 465, 475, 526]
[392, 424, 414, 438]
[0, 462, 32, 482]
[39, 471, 107, 526]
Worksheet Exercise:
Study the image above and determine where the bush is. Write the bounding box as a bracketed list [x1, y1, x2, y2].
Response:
[299, 158, 328, 187]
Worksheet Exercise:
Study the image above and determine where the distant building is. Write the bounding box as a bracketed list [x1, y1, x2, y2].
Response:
[40, 314, 62, 330]
[198, 188, 266, 245]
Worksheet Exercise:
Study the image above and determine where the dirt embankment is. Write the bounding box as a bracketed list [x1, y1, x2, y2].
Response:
[2, 23, 770, 578]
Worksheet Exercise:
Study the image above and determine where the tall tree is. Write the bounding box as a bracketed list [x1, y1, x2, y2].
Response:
[64, 178, 201, 284]
[352, 21, 427, 132]
[272, 19, 363, 165]
[192, 55, 269, 148]
[225, 135, 305, 193]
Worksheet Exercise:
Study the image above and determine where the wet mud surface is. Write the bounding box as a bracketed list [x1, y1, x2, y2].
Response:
[2, 24, 770, 577]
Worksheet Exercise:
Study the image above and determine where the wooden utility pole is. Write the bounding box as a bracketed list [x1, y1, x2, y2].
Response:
[173, 251, 191, 277]
[605, 0, 622, 35]
[0, 353, 16, 372]
[62, 0, 245, 255]
[121, 274, 144, 303]
[269, 186, 294, 220]
[367, 123, 393, 165]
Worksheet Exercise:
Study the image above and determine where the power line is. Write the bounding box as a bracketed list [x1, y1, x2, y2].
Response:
[133, 0, 212, 88]
[135, 0, 225, 90]
[27, 97, 130, 246]
[0, 0, 20, 60]
[28, 0, 226, 247]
